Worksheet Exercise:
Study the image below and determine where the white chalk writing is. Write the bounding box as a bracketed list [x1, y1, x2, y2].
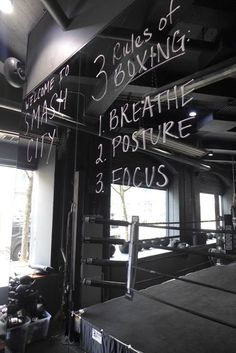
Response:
[92, 0, 188, 102]
[24, 64, 70, 164]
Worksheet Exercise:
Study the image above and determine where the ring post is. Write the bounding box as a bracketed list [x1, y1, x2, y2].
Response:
[126, 216, 139, 300]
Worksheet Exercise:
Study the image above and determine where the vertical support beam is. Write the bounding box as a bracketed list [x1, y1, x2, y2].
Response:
[215, 193, 220, 230]
[71, 171, 79, 291]
[126, 216, 139, 300]
[179, 167, 197, 245]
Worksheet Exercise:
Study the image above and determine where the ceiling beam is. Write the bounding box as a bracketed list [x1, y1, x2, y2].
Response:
[26, 0, 136, 95]
[40, 0, 70, 30]
[146, 55, 236, 101]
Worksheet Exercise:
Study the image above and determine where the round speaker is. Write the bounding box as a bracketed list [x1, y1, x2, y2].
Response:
[4, 57, 25, 88]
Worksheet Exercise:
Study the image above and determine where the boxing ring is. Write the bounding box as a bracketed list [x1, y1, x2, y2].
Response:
[76, 216, 236, 353]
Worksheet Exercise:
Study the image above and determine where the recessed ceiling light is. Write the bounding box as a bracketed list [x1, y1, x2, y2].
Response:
[200, 163, 211, 170]
[56, 97, 64, 103]
[0, 0, 13, 14]
[153, 147, 172, 155]
[208, 152, 214, 157]
[189, 111, 197, 117]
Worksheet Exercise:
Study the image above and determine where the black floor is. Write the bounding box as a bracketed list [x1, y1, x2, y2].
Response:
[26, 336, 84, 353]
[25, 314, 84, 353]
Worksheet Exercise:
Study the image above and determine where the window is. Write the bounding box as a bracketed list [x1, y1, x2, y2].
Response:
[200, 192, 222, 243]
[11, 170, 33, 261]
[200, 193, 216, 230]
[110, 184, 168, 258]
[0, 167, 33, 287]
[29, 152, 55, 267]
[0, 146, 55, 286]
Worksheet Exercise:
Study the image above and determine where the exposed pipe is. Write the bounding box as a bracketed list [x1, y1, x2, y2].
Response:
[40, 0, 70, 30]
[0, 98, 21, 113]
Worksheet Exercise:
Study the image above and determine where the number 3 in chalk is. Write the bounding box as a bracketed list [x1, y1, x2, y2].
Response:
[96, 172, 104, 193]
[92, 55, 108, 101]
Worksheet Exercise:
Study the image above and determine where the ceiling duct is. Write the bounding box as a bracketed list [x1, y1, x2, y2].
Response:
[0, 131, 19, 144]
[40, 0, 70, 30]
[199, 113, 236, 132]
[149, 56, 236, 102]
[136, 129, 207, 158]
[0, 98, 21, 112]
[207, 149, 236, 155]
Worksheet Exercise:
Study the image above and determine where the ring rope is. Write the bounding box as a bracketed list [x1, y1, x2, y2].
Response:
[148, 244, 236, 261]
[136, 251, 188, 264]
[141, 219, 219, 225]
[85, 216, 221, 228]
[136, 260, 211, 285]
[138, 223, 233, 234]
[171, 260, 212, 275]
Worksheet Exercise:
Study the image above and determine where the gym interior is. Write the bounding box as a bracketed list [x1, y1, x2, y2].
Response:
[0, 1, 236, 352]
